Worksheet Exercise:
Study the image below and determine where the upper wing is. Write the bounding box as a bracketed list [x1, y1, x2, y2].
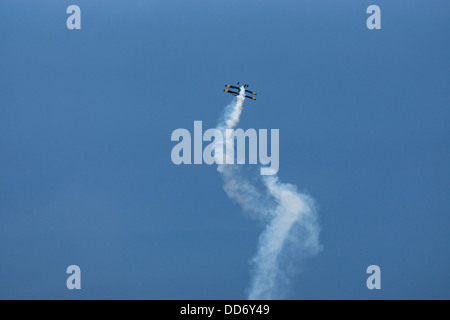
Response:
[225, 85, 240, 90]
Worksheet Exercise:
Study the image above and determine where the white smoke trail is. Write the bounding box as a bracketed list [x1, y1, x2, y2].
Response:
[215, 87, 322, 299]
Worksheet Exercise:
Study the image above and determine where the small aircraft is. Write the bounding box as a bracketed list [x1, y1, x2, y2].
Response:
[223, 82, 257, 100]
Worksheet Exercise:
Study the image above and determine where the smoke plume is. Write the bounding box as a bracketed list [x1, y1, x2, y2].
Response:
[215, 87, 322, 299]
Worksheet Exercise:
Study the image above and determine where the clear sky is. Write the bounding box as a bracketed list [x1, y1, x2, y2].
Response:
[0, 0, 449, 299]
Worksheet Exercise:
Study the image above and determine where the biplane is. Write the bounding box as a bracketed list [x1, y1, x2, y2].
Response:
[223, 82, 257, 100]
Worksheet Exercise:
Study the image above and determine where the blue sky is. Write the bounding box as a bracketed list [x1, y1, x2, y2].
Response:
[0, 0, 449, 299]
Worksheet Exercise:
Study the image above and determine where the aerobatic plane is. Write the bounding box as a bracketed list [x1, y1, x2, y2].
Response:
[223, 83, 257, 100]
